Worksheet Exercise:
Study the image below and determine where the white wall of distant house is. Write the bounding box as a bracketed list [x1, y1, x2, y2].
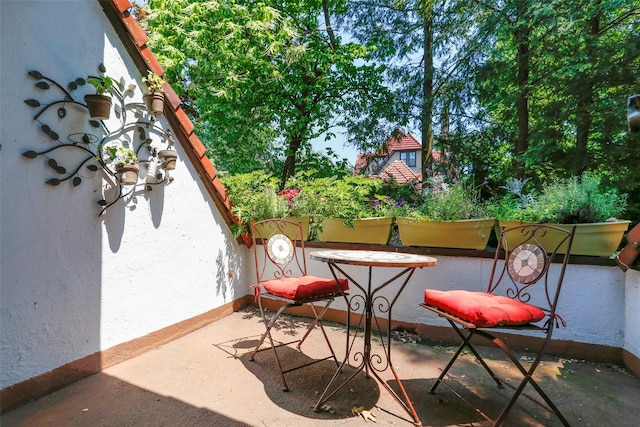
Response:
[0, 1, 250, 389]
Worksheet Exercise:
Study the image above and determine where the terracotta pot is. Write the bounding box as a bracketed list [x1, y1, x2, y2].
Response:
[143, 92, 165, 116]
[116, 162, 140, 186]
[158, 150, 178, 170]
[318, 217, 393, 245]
[84, 94, 112, 120]
[397, 217, 494, 250]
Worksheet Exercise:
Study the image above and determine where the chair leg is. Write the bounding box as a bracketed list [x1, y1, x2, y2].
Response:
[300, 301, 340, 367]
[491, 335, 570, 427]
[430, 324, 503, 394]
[250, 298, 295, 391]
[429, 336, 465, 393]
[250, 296, 341, 392]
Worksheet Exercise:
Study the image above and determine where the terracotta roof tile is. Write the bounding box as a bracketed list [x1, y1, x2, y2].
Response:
[373, 160, 421, 185]
[163, 83, 181, 110]
[200, 157, 217, 180]
[354, 129, 422, 176]
[112, 0, 132, 13]
[384, 130, 422, 152]
[101, 0, 248, 245]
[121, 12, 149, 47]
[139, 46, 164, 75]
[174, 107, 195, 136]
[189, 134, 207, 159]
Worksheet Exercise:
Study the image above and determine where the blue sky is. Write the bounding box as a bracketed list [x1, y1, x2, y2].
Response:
[312, 136, 360, 166]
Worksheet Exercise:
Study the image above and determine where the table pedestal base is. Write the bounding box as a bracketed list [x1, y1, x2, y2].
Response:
[313, 264, 422, 426]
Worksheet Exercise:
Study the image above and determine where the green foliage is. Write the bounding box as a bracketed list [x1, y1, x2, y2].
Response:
[288, 174, 383, 225]
[142, 71, 164, 93]
[223, 171, 397, 236]
[87, 75, 121, 96]
[101, 144, 137, 168]
[486, 178, 542, 222]
[142, 0, 640, 217]
[399, 176, 490, 221]
[491, 173, 628, 224]
[145, 0, 393, 185]
[533, 173, 628, 224]
[220, 171, 287, 236]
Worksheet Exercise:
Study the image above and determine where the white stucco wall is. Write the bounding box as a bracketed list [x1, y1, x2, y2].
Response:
[0, 1, 250, 389]
[625, 269, 640, 359]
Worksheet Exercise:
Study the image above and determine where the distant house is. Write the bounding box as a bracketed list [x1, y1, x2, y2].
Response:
[354, 130, 423, 184]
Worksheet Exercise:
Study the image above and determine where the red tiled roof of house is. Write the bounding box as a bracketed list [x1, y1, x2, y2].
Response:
[371, 160, 422, 186]
[101, 0, 249, 246]
[353, 151, 384, 175]
[353, 129, 422, 175]
[383, 130, 422, 152]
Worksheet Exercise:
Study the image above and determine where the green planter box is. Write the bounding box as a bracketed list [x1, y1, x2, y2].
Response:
[496, 220, 631, 257]
[397, 218, 494, 250]
[318, 217, 393, 244]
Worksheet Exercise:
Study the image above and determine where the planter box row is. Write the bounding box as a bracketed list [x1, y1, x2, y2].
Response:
[266, 216, 631, 257]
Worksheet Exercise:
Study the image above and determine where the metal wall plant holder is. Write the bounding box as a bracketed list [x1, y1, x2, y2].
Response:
[23, 64, 176, 216]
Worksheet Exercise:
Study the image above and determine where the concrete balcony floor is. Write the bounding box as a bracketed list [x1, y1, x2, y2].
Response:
[3, 307, 640, 427]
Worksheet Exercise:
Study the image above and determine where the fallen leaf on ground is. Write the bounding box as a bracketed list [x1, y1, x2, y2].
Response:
[320, 404, 335, 414]
[352, 406, 377, 423]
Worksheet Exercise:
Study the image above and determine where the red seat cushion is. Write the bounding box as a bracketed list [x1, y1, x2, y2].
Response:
[264, 275, 349, 300]
[424, 290, 545, 328]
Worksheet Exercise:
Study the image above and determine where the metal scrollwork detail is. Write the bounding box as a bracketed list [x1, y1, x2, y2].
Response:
[23, 64, 177, 217]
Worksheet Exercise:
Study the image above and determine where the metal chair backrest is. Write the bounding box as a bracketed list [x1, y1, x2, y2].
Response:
[251, 219, 307, 286]
[488, 224, 576, 323]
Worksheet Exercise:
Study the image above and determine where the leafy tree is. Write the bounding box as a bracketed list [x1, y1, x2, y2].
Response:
[145, 0, 393, 188]
[342, 0, 489, 182]
[470, 0, 640, 180]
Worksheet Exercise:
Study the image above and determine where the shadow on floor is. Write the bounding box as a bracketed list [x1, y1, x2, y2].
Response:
[0, 373, 247, 427]
[3, 309, 640, 427]
[213, 334, 381, 422]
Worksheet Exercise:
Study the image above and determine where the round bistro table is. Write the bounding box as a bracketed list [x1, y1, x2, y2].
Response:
[310, 249, 437, 426]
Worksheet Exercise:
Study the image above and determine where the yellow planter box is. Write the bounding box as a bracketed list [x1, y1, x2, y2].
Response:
[496, 220, 631, 257]
[318, 217, 393, 244]
[397, 218, 494, 250]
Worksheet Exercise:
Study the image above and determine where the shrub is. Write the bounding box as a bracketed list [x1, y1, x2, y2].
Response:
[534, 173, 627, 223]
[399, 175, 490, 221]
[491, 173, 628, 224]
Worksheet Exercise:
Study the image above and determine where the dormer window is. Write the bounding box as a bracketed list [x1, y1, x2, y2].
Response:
[400, 151, 416, 167]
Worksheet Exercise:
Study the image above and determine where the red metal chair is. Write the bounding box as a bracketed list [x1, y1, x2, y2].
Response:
[249, 218, 349, 391]
[421, 223, 576, 426]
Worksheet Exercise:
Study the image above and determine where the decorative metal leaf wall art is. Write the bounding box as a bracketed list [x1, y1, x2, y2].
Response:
[23, 64, 177, 217]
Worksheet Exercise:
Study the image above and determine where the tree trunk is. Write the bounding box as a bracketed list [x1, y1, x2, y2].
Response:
[280, 135, 302, 190]
[574, 1, 601, 175]
[421, 5, 435, 180]
[514, 14, 530, 179]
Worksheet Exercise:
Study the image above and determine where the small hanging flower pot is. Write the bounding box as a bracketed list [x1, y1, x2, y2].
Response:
[158, 150, 178, 170]
[142, 71, 166, 116]
[143, 92, 165, 116]
[116, 162, 140, 186]
[84, 94, 112, 120]
[85, 74, 120, 120]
